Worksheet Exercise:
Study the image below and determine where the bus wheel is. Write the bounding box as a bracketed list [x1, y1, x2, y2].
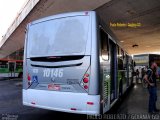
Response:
[18, 72, 23, 78]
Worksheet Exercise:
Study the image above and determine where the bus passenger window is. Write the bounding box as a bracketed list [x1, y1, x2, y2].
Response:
[117, 47, 123, 70]
[100, 28, 109, 61]
[121, 49, 125, 59]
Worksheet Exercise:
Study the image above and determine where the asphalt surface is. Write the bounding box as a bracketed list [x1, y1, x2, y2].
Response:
[0, 78, 160, 120]
[0, 79, 86, 120]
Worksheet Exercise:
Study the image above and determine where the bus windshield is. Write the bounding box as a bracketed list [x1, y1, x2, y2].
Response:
[27, 16, 90, 58]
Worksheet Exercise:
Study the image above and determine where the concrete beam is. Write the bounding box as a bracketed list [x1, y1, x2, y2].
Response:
[0, 0, 111, 58]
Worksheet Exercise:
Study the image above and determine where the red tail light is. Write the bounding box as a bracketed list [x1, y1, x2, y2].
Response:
[85, 73, 89, 77]
[27, 73, 31, 88]
[27, 74, 31, 81]
[71, 108, 77, 111]
[84, 85, 88, 89]
[87, 102, 94, 105]
[83, 78, 89, 83]
[81, 72, 90, 90]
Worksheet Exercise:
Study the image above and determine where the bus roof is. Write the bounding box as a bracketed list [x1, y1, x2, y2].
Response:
[29, 11, 95, 25]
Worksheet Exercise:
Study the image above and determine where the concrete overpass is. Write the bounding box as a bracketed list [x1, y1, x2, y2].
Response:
[0, 0, 160, 58]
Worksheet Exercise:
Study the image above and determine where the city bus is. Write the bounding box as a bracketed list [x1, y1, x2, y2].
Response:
[23, 11, 133, 115]
[0, 59, 23, 78]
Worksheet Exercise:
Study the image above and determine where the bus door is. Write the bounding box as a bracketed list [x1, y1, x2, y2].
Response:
[8, 62, 16, 77]
[99, 27, 110, 113]
[99, 27, 118, 113]
[109, 39, 118, 104]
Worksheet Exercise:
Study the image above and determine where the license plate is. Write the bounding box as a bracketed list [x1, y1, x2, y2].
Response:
[48, 84, 60, 91]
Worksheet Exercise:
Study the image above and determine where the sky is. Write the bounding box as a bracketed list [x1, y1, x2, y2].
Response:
[0, 0, 27, 41]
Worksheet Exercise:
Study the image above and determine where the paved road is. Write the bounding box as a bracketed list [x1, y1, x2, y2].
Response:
[0, 79, 86, 120]
[0, 79, 160, 120]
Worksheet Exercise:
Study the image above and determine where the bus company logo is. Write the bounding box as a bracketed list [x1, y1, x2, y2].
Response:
[48, 84, 60, 91]
[67, 79, 79, 84]
[51, 77, 55, 82]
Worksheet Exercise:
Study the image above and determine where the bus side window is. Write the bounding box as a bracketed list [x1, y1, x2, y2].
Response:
[117, 46, 123, 70]
[121, 50, 127, 70]
[100, 27, 109, 61]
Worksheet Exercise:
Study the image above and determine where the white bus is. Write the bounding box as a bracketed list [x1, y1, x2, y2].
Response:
[23, 11, 133, 115]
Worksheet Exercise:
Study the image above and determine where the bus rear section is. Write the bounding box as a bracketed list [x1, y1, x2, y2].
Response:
[23, 11, 100, 115]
